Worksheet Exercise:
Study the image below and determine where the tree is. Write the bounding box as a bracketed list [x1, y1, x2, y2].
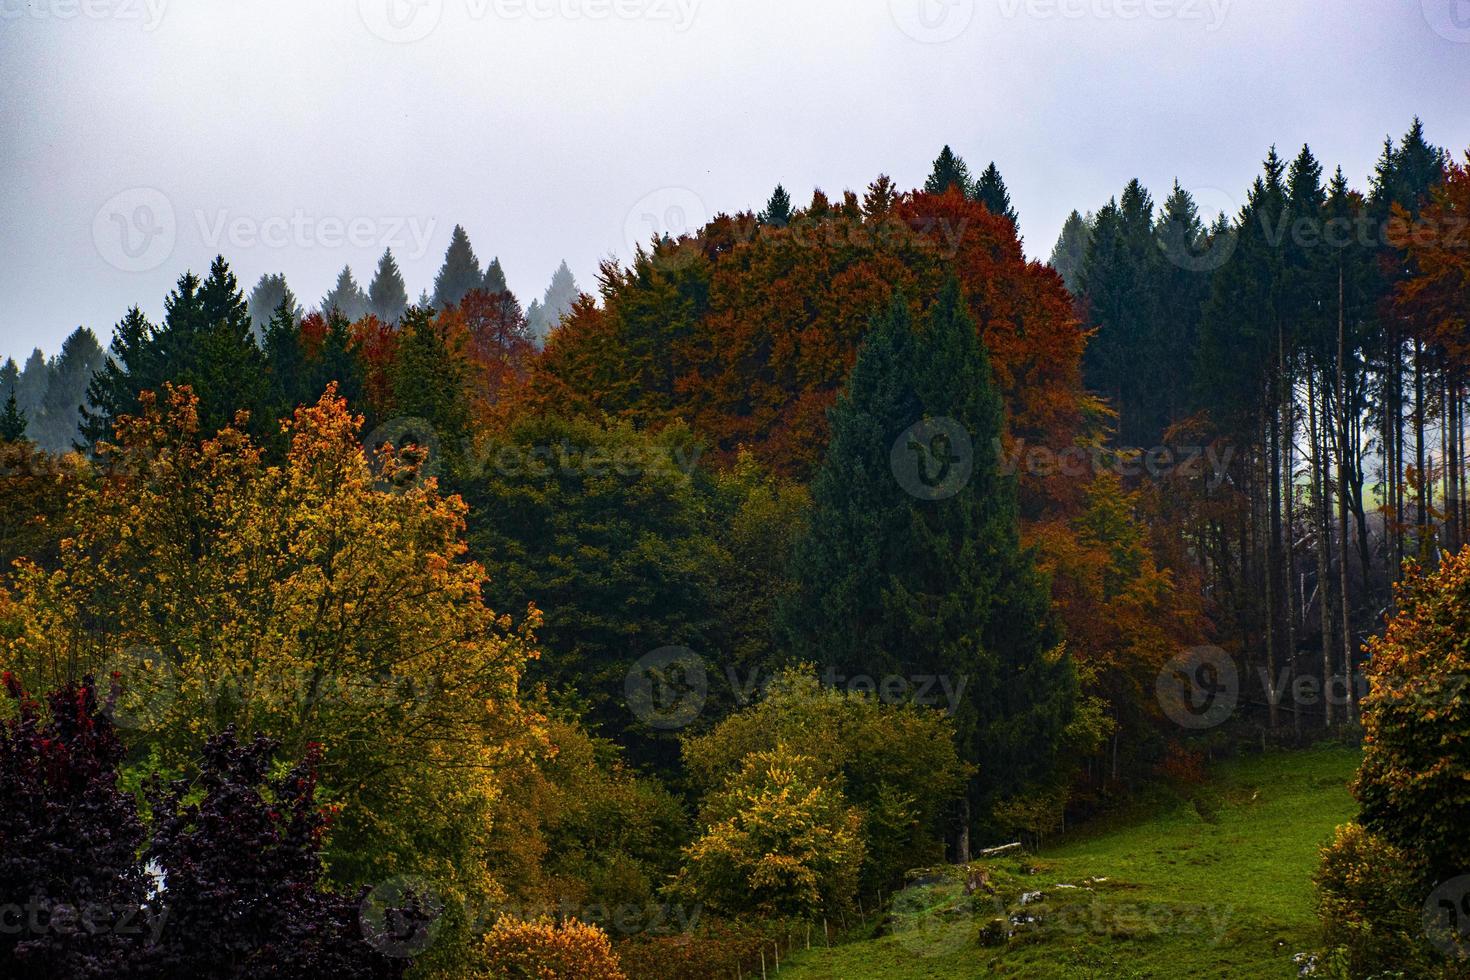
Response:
[1048, 209, 1091, 296]
[477, 918, 627, 980]
[368, 248, 410, 325]
[923, 145, 973, 197]
[247, 272, 301, 340]
[433, 224, 484, 311]
[33, 327, 104, 452]
[779, 284, 1075, 844]
[0, 392, 27, 442]
[16, 349, 48, 418]
[390, 306, 473, 462]
[320, 265, 370, 323]
[0, 386, 540, 975]
[974, 162, 1018, 227]
[483, 257, 509, 294]
[757, 184, 794, 227]
[526, 260, 580, 346]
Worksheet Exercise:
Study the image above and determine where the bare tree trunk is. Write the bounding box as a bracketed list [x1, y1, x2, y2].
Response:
[1307, 369, 1334, 727]
[1336, 267, 1357, 724]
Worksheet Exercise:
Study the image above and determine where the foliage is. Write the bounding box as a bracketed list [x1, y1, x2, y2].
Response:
[0, 385, 541, 975]
[476, 917, 626, 980]
[1314, 822, 1430, 978]
[671, 741, 865, 920]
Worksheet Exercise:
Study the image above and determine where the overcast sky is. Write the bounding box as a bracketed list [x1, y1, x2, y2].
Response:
[2, 0, 1467, 358]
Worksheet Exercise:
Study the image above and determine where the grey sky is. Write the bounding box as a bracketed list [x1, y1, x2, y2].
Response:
[2, 0, 1467, 357]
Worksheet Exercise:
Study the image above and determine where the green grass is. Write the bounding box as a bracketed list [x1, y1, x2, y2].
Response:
[781, 745, 1360, 979]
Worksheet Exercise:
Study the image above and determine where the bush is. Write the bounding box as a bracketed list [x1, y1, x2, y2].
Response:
[476, 918, 626, 980]
[1314, 822, 1429, 977]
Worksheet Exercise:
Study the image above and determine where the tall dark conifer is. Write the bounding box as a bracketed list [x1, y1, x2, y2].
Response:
[368, 248, 410, 325]
[924, 146, 974, 197]
[432, 225, 483, 311]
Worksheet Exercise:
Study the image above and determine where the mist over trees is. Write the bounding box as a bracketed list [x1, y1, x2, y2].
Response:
[525, 259, 580, 345]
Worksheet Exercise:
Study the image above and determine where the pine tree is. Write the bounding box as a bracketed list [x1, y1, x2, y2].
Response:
[780, 283, 1074, 839]
[0, 392, 26, 442]
[368, 248, 410, 325]
[525, 260, 580, 346]
[923, 146, 973, 197]
[482, 257, 508, 295]
[758, 184, 794, 227]
[0, 358, 17, 404]
[320, 265, 369, 322]
[247, 273, 301, 340]
[1048, 210, 1091, 295]
[974, 162, 1018, 226]
[432, 225, 483, 311]
[391, 306, 471, 465]
[16, 349, 48, 418]
[1152, 182, 1211, 428]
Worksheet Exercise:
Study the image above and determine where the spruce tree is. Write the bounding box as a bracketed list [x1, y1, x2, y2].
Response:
[780, 283, 1074, 839]
[391, 306, 471, 467]
[1048, 210, 1091, 295]
[923, 146, 973, 197]
[16, 349, 48, 418]
[247, 273, 300, 340]
[758, 184, 794, 227]
[482, 257, 508, 295]
[974, 162, 1018, 227]
[1151, 182, 1211, 429]
[320, 265, 369, 322]
[432, 225, 483, 311]
[34, 327, 105, 452]
[525, 260, 580, 346]
[368, 248, 410, 324]
[0, 392, 26, 442]
[0, 358, 18, 404]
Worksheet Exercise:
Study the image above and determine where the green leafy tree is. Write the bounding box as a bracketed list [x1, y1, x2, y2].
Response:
[779, 283, 1075, 844]
[368, 248, 410, 324]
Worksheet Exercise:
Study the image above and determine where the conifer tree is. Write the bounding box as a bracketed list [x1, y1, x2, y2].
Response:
[320, 265, 370, 322]
[758, 184, 794, 227]
[482, 257, 508, 295]
[0, 391, 26, 442]
[1048, 210, 1091, 295]
[974, 162, 1018, 227]
[16, 349, 48, 418]
[368, 248, 410, 325]
[432, 225, 483, 311]
[34, 327, 105, 452]
[0, 358, 18, 403]
[525, 260, 580, 346]
[247, 273, 300, 340]
[923, 145, 973, 197]
[780, 283, 1074, 842]
[391, 306, 471, 465]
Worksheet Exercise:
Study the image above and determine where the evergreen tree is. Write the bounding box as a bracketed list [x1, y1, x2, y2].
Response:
[320, 265, 369, 322]
[1152, 182, 1212, 429]
[0, 392, 26, 442]
[262, 297, 309, 414]
[391, 306, 471, 467]
[525, 260, 580, 346]
[482, 257, 508, 295]
[758, 184, 794, 227]
[247, 273, 301, 341]
[34, 327, 105, 452]
[1048, 210, 1091, 295]
[780, 283, 1074, 839]
[368, 248, 410, 325]
[974, 162, 1018, 227]
[432, 225, 483, 311]
[0, 358, 17, 404]
[923, 145, 973, 197]
[16, 349, 48, 418]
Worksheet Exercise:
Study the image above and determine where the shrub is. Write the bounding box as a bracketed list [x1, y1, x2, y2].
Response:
[476, 917, 626, 980]
[1314, 822, 1429, 977]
